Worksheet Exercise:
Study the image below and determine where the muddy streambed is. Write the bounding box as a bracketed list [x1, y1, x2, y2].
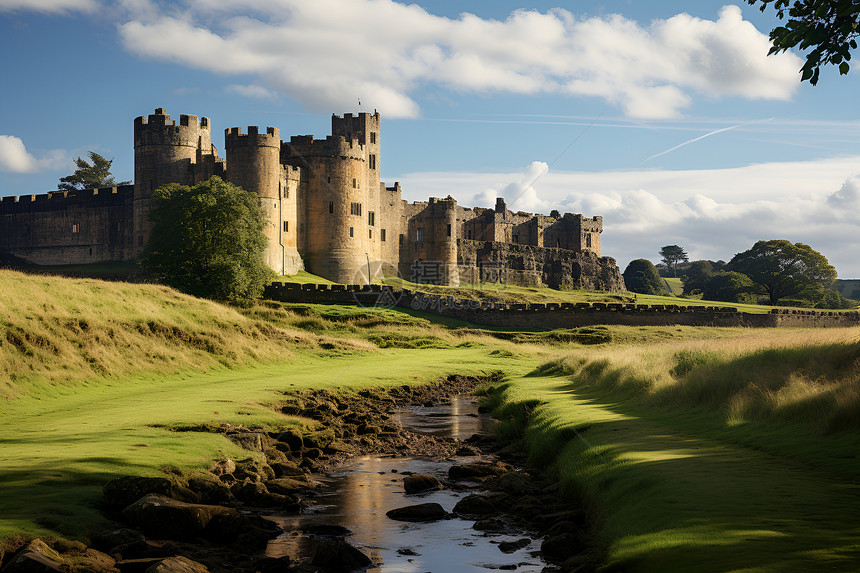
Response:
[266, 397, 548, 572]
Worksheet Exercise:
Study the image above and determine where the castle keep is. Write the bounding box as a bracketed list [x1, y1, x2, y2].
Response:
[0, 108, 624, 291]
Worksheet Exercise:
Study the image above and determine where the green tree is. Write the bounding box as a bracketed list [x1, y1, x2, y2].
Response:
[702, 271, 756, 303]
[682, 260, 715, 294]
[140, 176, 274, 302]
[58, 151, 129, 192]
[659, 245, 689, 277]
[727, 240, 837, 305]
[623, 259, 669, 295]
[748, 0, 860, 84]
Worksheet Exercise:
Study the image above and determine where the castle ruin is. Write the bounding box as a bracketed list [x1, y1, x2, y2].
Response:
[0, 109, 624, 291]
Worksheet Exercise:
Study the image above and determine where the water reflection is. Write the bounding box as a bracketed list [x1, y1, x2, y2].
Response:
[266, 397, 544, 572]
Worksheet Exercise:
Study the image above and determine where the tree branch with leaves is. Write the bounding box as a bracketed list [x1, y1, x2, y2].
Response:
[749, 0, 860, 84]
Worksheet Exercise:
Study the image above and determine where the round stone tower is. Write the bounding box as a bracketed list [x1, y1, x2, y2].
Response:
[133, 108, 211, 253]
[430, 197, 460, 286]
[223, 126, 283, 273]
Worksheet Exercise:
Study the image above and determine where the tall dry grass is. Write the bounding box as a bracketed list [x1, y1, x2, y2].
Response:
[538, 327, 860, 433]
[0, 271, 366, 399]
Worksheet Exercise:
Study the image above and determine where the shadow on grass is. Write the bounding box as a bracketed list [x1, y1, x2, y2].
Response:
[494, 378, 860, 572]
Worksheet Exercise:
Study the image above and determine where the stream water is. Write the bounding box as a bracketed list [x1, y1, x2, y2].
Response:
[266, 397, 548, 572]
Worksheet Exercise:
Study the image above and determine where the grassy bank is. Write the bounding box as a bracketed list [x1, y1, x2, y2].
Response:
[3, 268, 858, 573]
[488, 328, 860, 571]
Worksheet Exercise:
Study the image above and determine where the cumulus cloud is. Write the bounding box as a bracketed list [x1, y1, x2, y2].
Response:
[0, 136, 68, 173]
[116, 2, 802, 118]
[397, 157, 860, 277]
[0, 0, 97, 13]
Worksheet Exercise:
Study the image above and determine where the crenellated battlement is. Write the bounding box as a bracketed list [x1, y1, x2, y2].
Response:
[0, 185, 134, 214]
[284, 134, 366, 162]
[224, 126, 280, 148]
[134, 108, 210, 149]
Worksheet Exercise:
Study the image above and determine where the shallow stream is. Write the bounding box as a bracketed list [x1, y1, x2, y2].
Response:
[266, 397, 548, 572]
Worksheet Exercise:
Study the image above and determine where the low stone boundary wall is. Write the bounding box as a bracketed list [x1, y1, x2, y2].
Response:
[263, 283, 860, 330]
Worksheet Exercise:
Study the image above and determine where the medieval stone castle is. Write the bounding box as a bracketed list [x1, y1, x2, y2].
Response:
[0, 108, 624, 291]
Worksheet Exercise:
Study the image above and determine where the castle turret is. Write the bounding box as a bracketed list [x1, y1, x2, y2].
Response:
[281, 112, 383, 285]
[133, 108, 212, 252]
[224, 126, 287, 272]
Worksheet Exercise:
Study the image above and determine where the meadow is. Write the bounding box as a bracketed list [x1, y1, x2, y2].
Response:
[1, 269, 858, 571]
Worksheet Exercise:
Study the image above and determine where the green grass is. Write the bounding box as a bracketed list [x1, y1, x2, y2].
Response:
[662, 277, 684, 295]
[488, 328, 860, 572]
[0, 348, 529, 541]
[271, 270, 336, 285]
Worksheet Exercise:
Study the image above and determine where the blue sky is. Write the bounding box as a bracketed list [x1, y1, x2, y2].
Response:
[1, 0, 859, 277]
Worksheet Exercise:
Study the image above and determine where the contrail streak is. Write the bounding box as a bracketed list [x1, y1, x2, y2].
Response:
[642, 118, 774, 163]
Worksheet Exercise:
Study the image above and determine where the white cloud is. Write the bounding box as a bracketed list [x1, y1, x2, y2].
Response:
[225, 84, 279, 101]
[0, 0, 97, 13]
[116, 2, 802, 119]
[0, 136, 68, 173]
[396, 157, 860, 277]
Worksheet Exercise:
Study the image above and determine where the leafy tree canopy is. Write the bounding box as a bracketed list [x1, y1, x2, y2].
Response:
[682, 260, 715, 294]
[702, 271, 756, 303]
[659, 245, 689, 277]
[748, 0, 860, 84]
[58, 151, 129, 192]
[727, 240, 837, 305]
[139, 176, 274, 302]
[623, 259, 668, 295]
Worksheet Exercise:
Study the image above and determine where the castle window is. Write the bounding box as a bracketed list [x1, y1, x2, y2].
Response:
[72, 224, 79, 234]
[446, 224, 451, 237]
[513, 234, 519, 244]
[89, 248, 92, 256]
[467, 230, 472, 240]
[586, 234, 592, 248]
[369, 154, 376, 170]
[368, 211, 375, 226]
[352, 178, 357, 189]
[381, 229, 386, 242]
[370, 132, 376, 144]
[369, 229, 373, 239]
[349, 227, 354, 238]
[116, 222, 121, 232]
[327, 176, 331, 184]
[351, 202, 362, 216]
[283, 221, 289, 232]
[399, 234, 404, 246]
[417, 228, 424, 242]
[329, 201, 334, 214]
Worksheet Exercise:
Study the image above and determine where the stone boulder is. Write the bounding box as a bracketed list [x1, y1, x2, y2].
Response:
[385, 503, 448, 522]
[207, 458, 236, 477]
[306, 539, 371, 572]
[402, 474, 443, 494]
[204, 512, 282, 547]
[2, 539, 118, 573]
[144, 556, 208, 573]
[452, 494, 498, 517]
[448, 462, 508, 481]
[121, 494, 236, 540]
[103, 476, 173, 510]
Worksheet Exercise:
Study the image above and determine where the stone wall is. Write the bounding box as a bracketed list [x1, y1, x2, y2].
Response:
[263, 282, 860, 330]
[0, 186, 134, 264]
[457, 239, 624, 292]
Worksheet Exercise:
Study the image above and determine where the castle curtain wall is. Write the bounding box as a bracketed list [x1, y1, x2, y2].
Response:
[0, 187, 134, 265]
